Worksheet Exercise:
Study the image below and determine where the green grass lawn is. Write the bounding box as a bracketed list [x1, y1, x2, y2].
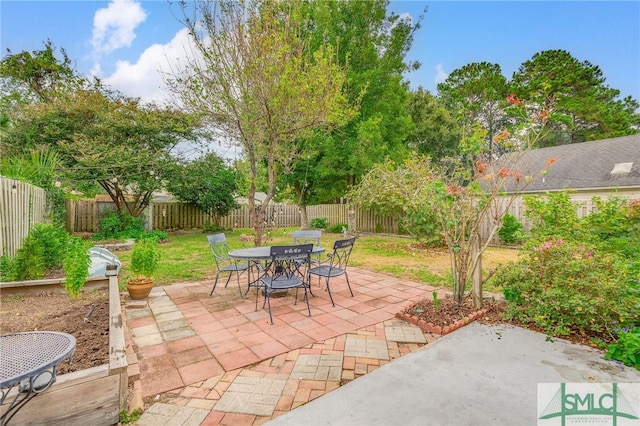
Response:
[117, 228, 518, 293]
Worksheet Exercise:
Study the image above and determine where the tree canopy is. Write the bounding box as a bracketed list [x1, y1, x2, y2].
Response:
[167, 0, 356, 244]
[273, 0, 421, 227]
[437, 62, 510, 153]
[511, 49, 639, 145]
[165, 152, 240, 224]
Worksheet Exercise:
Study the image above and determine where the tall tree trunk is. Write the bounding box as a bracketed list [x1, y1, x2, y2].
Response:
[294, 181, 309, 229]
[299, 204, 309, 229]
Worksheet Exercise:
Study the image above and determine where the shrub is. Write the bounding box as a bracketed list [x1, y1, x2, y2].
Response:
[27, 223, 69, 269]
[310, 217, 328, 229]
[327, 223, 348, 233]
[11, 232, 45, 280]
[93, 210, 146, 241]
[402, 210, 443, 247]
[138, 230, 168, 242]
[495, 239, 639, 336]
[203, 222, 226, 233]
[603, 327, 640, 370]
[498, 213, 525, 245]
[524, 192, 581, 241]
[63, 237, 91, 298]
[0, 255, 17, 281]
[1, 224, 71, 281]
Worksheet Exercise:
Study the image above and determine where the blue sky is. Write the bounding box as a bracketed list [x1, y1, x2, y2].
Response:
[1, 1, 639, 105]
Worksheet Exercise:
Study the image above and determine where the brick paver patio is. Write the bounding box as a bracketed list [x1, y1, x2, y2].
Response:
[125, 267, 441, 425]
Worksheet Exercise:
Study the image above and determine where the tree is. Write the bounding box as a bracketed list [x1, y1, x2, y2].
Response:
[0, 147, 66, 225]
[165, 153, 240, 225]
[166, 0, 354, 245]
[274, 0, 422, 227]
[511, 49, 639, 146]
[437, 62, 510, 154]
[351, 94, 552, 308]
[406, 87, 461, 161]
[0, 40, 79, 104]
[3, 87, 199, 218]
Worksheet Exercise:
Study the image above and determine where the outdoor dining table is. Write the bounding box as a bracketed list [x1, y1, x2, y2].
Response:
[0, 331, 76, 425]
[229, 245, 326, 298]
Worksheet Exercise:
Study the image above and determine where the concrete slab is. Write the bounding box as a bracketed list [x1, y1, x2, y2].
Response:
[267, 322, 640, 426]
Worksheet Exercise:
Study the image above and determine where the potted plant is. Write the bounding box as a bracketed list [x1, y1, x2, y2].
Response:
[127, 239, 160, 299]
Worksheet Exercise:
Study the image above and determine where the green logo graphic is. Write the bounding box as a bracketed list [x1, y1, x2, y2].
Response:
[539, 383, 639, 425]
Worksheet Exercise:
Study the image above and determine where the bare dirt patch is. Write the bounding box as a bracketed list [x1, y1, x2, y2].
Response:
[1, 290, 110, 375]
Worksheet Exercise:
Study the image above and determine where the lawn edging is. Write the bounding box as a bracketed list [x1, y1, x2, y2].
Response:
[395, 308, 489, 335]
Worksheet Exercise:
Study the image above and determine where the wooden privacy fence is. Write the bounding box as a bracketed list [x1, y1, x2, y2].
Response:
[65, 191, 639, 239]
[65, 200, 402, 234]
[479, 191, 640, 244]
[0, 177, 47, 256]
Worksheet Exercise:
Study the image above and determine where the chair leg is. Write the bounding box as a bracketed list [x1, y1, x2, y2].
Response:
[210, 272, 222, 296]
[223, 272, 233, 288]
[302, 287, 311, 317]
[325, 277, 335, 307]
[234, 271, 244, 298]
[344, 271, 354, 297]
[265, 290, 274, 325]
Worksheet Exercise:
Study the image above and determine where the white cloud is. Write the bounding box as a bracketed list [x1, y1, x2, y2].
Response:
[103, 28, 193, 105]
[435, 64, 448, 84]
[91, 0, 147, 55]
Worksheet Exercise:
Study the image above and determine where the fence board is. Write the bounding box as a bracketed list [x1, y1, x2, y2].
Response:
[64, 190, 640, 240]
[0, 177, 47, 256]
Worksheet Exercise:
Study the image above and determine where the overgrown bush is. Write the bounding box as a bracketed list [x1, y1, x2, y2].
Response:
[63, 237, 91, 297]
[327, 223, 348, 233]
[498, 213, 525, 245]
[494, 192, 640, 338]
[137, 230, 168, 242]
[524, 191, 582, 240]
[28, 223, 69, 269]
[310, 217, 328, 229]
[495, 240, 638, 336]
[93, 210, 146, 241]
[402, 210, 443, 247]
[2, 223, 70, 281]
[203, 222, 226, 233]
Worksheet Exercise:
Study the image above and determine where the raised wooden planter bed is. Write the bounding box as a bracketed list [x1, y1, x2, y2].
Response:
[0, 276, 127, 425]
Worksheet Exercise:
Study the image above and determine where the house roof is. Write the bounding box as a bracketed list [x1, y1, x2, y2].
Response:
[506, 134, 640, 193]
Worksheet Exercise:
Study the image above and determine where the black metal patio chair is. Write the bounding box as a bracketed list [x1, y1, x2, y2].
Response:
[207, 233, 251, 297]
[308, 237, 356, 307]
[259, 244, 313, 324]
[292, 229, 323, 265]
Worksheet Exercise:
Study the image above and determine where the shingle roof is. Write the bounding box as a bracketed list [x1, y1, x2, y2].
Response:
[506, 134, 640, 192]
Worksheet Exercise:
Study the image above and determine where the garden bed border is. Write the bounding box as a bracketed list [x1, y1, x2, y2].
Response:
[0, 276, 127, 425]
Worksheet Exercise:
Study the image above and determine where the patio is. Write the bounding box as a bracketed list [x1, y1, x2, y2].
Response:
[124, 267, 441, 424]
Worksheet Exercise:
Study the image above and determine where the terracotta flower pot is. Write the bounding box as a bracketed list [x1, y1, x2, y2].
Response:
[127, 277, 154, 300]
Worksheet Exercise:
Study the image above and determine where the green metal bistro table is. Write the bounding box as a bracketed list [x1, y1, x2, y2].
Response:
[229, 245, 326, 302]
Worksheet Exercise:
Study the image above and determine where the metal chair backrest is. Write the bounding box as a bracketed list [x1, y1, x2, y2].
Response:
[207, 233, 232, 267]
[268, 244, 313, 280]
[328, 237, 356, 271]
[292, 230, 322, 245]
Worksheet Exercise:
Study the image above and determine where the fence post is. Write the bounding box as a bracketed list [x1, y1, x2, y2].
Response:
[348, 205, 356, 233]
